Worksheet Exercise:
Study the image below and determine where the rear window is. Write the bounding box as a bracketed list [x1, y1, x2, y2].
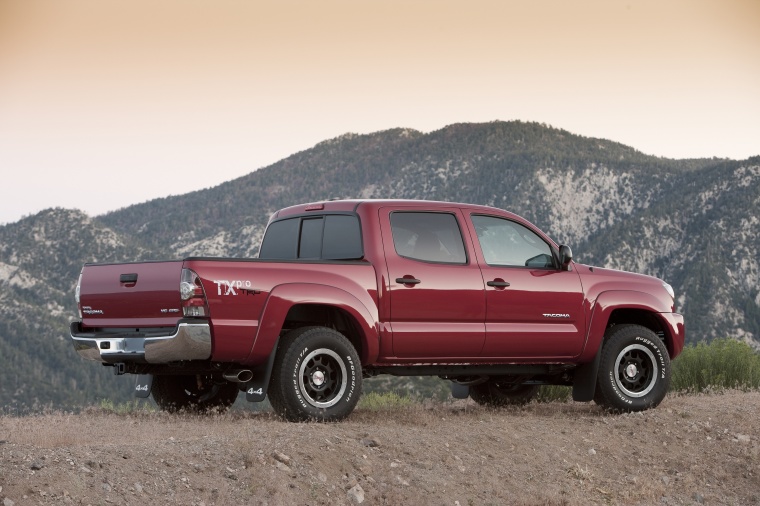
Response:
[259, 214, 363, 261]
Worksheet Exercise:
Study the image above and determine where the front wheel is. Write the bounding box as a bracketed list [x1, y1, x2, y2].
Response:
[594, 324, 671, 412]
[268, 327, 362, 422]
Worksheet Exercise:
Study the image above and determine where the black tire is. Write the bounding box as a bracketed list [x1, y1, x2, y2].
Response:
[594, 324, 671, 412]
[268, 326, 362, 422]
[151, 374, 239, 413]
[470, 379, 539, 406]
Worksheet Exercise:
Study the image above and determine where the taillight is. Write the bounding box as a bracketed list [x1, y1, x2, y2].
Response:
[180, 268, 209, 317]
[75, 270, 83, 319]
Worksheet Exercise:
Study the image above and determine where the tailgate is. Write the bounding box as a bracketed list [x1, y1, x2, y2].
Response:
[79, 261, 184, 328]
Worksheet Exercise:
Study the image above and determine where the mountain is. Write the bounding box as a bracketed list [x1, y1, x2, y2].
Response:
[1, 121, 757, 410]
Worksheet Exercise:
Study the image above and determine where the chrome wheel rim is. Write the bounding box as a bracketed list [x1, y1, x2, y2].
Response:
[614, 344, 658, 398]
[298, 348, 347, 408]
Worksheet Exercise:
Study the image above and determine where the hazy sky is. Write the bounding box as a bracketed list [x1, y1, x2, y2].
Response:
[1, 0, 758, 225]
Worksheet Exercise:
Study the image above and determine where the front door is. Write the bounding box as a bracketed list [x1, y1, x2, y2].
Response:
[380, 207, 486, 358]
[466, 213, 585, 358]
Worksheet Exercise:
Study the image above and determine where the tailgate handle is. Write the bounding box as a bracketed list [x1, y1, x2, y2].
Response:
[120, 273, 138, 284]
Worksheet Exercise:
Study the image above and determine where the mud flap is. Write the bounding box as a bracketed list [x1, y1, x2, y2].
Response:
[134, 374, 152, 398]
[572, 346, 602, 402]
[244, 339, 279, 403]
[450, 382, 470, 399]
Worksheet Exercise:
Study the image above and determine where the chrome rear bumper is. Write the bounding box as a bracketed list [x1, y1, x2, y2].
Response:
[69, 320, 212, 363]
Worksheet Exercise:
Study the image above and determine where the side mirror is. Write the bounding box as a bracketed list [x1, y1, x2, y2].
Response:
[559, 245, 573, 270]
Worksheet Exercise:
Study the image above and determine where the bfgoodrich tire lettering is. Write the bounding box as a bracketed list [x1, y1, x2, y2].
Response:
[594, 324, 671, 412]
[268, 326, 362, 422]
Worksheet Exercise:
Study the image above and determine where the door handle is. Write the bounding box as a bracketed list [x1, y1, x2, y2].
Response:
[396, 277, 421, 285]
[487, 280, 510, 288]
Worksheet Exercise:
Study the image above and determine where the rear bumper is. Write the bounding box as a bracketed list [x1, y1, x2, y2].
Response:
[69, 320, 212, 363]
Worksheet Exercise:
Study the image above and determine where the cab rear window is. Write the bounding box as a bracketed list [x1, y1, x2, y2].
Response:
[259, 214, 363, 261]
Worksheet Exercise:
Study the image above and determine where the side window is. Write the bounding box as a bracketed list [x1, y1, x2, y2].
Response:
[390, 212, 467, 264]
[472, 215, 554, 268]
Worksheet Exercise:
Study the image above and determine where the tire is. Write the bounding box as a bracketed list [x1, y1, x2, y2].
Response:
[151, 374, 239, 413]
[268, 326, 362, 422]
[470, 379, 539, 406]
[594, 324, 671, 412]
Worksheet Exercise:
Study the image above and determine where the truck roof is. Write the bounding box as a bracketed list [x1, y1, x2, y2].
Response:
[273, 199, 523, 220]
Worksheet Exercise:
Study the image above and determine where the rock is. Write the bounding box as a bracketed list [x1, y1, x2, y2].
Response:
[4, 498, 15, 506]
[397, 476, 410, 486]
[30, 461, 44, 470]
[736, 434, 751, 444]
[134, 483, 143, 494]
[317, 472, 328, 483]
[347, 484, 365, 504]
[588, 449, 596, 456]
[361, 438, 380, 448]
[661, 476, 670, 485]
[693, 492, 704, 504]
[272, 450, 291, 466]
[275, 461, 291, 473]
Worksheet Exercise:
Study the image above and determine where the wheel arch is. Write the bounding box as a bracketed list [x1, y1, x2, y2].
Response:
[244, 283, 379, 365]
[580, 290, 681, 363]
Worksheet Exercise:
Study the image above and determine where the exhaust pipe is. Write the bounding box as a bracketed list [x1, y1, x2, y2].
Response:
[223, 369, 253, 383]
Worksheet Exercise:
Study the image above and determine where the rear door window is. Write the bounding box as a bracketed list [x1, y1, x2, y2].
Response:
[390, 212, 467, 264]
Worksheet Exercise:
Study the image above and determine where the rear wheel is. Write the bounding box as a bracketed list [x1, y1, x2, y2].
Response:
[268, 326, 362, 422]
[151, 374, 239, 413]
[470, 379, 539, 406]
[594, 324, 670, 412]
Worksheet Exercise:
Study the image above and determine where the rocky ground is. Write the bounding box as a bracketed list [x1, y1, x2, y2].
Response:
[0, 391, 758, 506]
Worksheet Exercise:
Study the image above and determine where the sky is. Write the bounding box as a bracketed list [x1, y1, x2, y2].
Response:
[1, 0, 758, 225]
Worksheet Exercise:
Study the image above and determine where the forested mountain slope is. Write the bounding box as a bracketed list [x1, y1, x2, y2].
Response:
[1, 121, 756, 410]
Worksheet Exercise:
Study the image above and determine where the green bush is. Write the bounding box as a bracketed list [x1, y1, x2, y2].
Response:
[358, 391, 414, 411]
[671, 338, 760, 392]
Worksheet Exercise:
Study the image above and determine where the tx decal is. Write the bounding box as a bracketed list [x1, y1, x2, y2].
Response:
[212, 280, 259, 296]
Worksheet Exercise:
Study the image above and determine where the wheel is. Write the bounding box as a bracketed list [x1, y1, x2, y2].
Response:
[268, 326, 362, 422]
[594, 324, 671, 412]
[470, 379, 539, 406]
[151, 374, 239, 413]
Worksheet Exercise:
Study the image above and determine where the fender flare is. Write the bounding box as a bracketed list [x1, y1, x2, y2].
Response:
[579, 290, 672, 363]
[572, 290, 673, 401]
[243, 283, 379, 366]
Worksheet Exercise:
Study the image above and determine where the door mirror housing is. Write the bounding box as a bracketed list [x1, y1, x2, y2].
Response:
[559, 245, 573, 270]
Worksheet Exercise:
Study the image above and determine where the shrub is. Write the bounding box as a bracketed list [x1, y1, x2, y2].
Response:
[358, 391, 413, 411]
[671, 338, 760, 393]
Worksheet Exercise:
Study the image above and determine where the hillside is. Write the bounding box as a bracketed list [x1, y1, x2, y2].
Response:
[0, 120, 758, 411]
[1, 392, 758, 505]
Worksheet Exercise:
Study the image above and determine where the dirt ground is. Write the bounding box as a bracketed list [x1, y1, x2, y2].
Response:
[0, 391, 758, 506]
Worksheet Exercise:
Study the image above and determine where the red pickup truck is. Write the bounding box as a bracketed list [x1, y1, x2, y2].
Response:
[70, 199, 685, 421]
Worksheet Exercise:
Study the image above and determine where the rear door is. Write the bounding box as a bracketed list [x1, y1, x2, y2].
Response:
[465, 213, 585, 358]
[379, 207, 486, 358]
